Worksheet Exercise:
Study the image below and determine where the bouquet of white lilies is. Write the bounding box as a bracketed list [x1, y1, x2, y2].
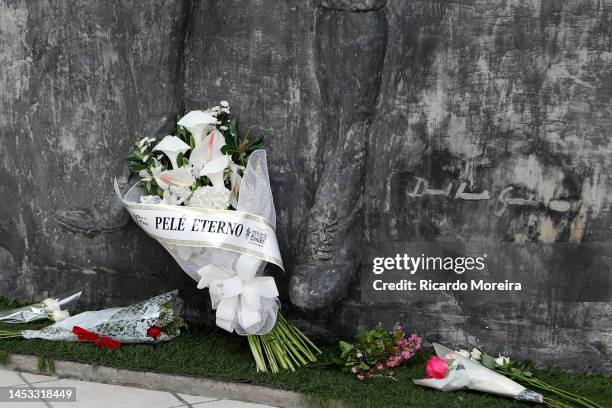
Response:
[117, 102, 320, 372]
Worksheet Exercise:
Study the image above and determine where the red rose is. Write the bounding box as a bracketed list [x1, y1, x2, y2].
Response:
[147, 326, 162, 339]
[425, 356, 448, 379]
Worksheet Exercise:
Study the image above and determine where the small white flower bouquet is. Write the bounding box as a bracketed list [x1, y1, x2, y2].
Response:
[116, 102, 320, 372]
[0, 292, 81, 324]
[414, 343, 544, 403]
[415, 343, 604, 407]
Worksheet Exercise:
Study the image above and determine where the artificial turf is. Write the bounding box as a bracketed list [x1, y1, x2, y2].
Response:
[0, 298, 610, 408]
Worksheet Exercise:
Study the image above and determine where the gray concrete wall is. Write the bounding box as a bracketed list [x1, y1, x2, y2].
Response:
[0, 0, 611, 372]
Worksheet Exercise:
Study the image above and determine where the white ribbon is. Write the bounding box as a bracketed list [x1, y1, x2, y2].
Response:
[197, 254, 279, 334]
[115, 180, 284, 271]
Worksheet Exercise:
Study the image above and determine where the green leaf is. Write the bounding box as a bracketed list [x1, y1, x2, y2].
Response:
[129, 163, 147, 172]
[177, 152, 184, 167]
[481, 354, 498, 370]
[339, 341, 353, 354]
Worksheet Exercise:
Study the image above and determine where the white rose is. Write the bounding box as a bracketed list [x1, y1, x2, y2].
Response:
[51, 309, 70, 322]
[470, 347, 483, 361]
[495, 355, 510, 367]
[42, 298, 60, 312]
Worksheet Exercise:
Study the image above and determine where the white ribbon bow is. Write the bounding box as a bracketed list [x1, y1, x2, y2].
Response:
[196, 254, 279, 333]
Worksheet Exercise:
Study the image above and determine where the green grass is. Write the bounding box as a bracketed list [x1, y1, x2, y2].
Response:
[0, 300, 610, 408]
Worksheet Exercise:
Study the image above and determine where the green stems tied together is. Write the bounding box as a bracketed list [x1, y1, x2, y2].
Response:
[500, 369, 604, 408]
[0, 330, 21, 339]
[247, 314, 321, 373]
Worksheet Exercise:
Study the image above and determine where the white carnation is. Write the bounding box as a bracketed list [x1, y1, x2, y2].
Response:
[188, 186, 231, 210]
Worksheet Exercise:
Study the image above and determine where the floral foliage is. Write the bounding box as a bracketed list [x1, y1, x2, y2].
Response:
[338, 324, 422, 380]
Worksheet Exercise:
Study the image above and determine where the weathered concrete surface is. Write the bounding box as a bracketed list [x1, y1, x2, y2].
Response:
[0, 1, 611, 372]
[3, 353, 313, 408]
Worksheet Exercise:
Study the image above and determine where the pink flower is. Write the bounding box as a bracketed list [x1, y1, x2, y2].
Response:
[425, 356, 448, 379]
[401, 350, 414, 360]
[396, 338, 408, 347]
[351, 367, 357, 373]
[357, 374, 365, 381]
[376, 363, 384, 371]
[386, 356, 401, 368]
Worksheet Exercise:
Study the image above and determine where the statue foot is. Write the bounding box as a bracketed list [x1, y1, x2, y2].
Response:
[289, 261, 356, 310]
[289, 204, 359, 310]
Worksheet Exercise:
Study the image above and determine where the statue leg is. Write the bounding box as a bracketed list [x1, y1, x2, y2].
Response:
[289, 2, 387, 310]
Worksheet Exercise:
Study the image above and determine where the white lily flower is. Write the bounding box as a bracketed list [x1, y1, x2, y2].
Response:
[190, 128, 230, 188]
[495, 355, 510, 367]
[228, 160, 243, 208]
[155, 167, 195, 190]
[153, 136, 190, 169]
[201, 156, 230, 188]
[457, 349, 471, 359]
[471, 347, 483, 361]
[142, 155, 149, 162]
[177, 110, 219, 144]
[51, 309, 70, 322]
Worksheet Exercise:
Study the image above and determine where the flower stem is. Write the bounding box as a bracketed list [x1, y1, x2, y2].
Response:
[500, 369, 603, 408]
[0, 330, 21, 339]
[246, 313, 320, 373]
